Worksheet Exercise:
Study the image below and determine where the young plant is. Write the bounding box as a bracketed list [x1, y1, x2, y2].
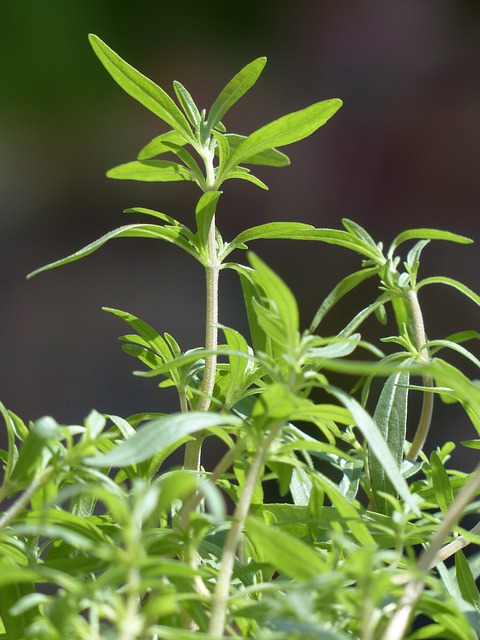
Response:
[1, 34, 479, 639]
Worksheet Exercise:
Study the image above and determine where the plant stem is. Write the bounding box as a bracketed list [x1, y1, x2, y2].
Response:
[183, 144, 220, 471]
[381, 462, 480, 640]
[406, 289, 434, 461]
[0, 469, 53, 530]
[208, 423, 283, 638]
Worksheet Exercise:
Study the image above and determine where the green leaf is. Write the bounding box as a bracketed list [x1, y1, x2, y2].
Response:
[195, 191, 222, 251]
[330, 387, 420, 515]
[309, 268, 378, 332]
[390, 228, 473, 255]
[313, 472, 375, 546]
[207, 57, 267, 131]
[430, 451, 454, 514]
[85, 412, 242, 466]
[368, 371, 409, 515]
[137, 130, 188, 160]
[223, 133, 290, 167]
[220, 98, 342, 179]
[173, 80, 201, 126]
[27, 223, 201, 279]
[248, 253, 299, 352]
[223, 167, 269, 190]
[107, 159, 193, 182]
[88, 34, 193, 141]
[455, 551, 480, 606]
[417, 276, 480, 308]
[222, 222, 314, 258]
[245, 515, 326, 580]
[10, 417, 60, 487]
[342, 219, 378, 249]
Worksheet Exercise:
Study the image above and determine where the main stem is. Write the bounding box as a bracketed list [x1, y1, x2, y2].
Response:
[406, 289, 434, 461]
[183, 146, 219, 471]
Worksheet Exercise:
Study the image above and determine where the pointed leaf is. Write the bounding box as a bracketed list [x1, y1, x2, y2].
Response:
[173, 80, 201, 126]
[222, 222, 314, 258]
[85, 412, 242, 467]
[310, 268, 378, 332]
[107, 159, 193, 182]
[248, 253, 299, 351]
[331, 387, 420, 515]
[195, 191, 222, 250]
[417, 276, 480, 308]
[223, 133, 290, 167]
[137, 130, 188, 160]
[89, 34, 193, 141]
[207, 57, 267, 130]
[430, 451, 454, 514]
[390, 228, 472, 254]
[455, 551, 480, 606]
[245, 515, 326, 580]
[221, 98, 342, 178]
[27, 223, 201, 278]
[224, 168, 268, 190]
[368, 371, 409, 514]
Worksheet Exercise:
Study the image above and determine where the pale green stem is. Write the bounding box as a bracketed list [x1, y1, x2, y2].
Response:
[406, 289, 434, 461]
[381, 462, 480, 640]
[183, 144, 219, 471]
[208, 423, 283, 638]
[0, 468, 53, 531]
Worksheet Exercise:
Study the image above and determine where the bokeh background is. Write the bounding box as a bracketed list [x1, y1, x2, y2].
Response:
[1, 1, 479, 463]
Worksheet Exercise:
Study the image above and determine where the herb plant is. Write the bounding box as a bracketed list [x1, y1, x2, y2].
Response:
[1, 34, 480, 639]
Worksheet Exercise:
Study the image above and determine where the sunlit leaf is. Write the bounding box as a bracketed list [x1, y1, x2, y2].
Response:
[107, 160, 193, 182]
[85, 412, 242, 466]
[89, 35, 193, 141]
[207, 57, 267, 131]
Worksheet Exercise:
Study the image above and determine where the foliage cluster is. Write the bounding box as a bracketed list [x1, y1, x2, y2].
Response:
[1, 35, 480, 639]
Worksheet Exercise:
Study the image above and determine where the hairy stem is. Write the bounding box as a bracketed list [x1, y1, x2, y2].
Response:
[381, 462, 480, 640]
[406, 289, 434, 460]
[183, 144, 220, 471]
[208, 423, 283, 638]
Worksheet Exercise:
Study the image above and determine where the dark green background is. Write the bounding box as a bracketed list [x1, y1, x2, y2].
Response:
[1, 2, 479, 459]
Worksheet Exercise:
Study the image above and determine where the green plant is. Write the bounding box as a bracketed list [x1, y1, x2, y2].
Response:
[2, 34, 480, 639]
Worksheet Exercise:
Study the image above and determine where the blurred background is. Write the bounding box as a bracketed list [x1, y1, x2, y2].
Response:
[1, 1, 479, 463]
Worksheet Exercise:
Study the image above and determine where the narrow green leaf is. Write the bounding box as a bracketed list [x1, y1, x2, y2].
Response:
[417, 276, 480, 308]
[107, 159, 193, 182]
[368, 371, 409, 515]
[89, 34, 193, 141]
[430, 451, 454, 514]
[390, 228, 472, 254]
[212, 130, 230, 172]
[220, 98, 342, 178]
[245, 515, 326, 580]
[455, 551, 480, 606]
[123, 207, 195, 241]
[310, 268, 378, 332]
[248, 253, 299, 351]
[195, 191, 222, 250]
[223, 133, 290, 167]
[223, 167, 269, 190]
[85, 412, 242, 466]
[222, 222, 314, 258]
[173, 80, 201, 126]
[331, 387, 420, 515]
[342, 219, 378, 249]
[10, 417, 60, 486]
[313, 472, 375, 546]
[160, 142, 206, 187]
[207, 57, 267, 131]
[27, 223, 201, 279]
[137, 130, 188, 160]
